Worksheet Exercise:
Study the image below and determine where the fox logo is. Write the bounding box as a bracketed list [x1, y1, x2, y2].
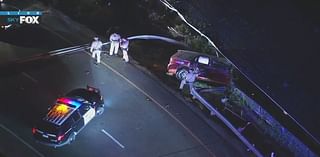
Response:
[19, 16, 40, 24]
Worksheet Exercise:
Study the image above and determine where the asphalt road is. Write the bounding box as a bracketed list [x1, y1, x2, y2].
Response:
[0, 51, 252, 157]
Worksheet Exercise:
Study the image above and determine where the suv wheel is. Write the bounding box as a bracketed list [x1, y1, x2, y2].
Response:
[96, 107, 104, 116]
[176, 68, 189, 80]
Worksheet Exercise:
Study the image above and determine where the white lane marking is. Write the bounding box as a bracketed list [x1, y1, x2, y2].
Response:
[50, 47, 86, 56]
[101, 129, 125, 149]
[0, 124, 45, 157]
[22, 72, 38, 83]
[49, 45, 84, 53]
[85, 52, 215, 157]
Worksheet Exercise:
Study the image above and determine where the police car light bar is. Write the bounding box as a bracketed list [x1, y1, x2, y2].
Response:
[57, 98, 81, 108]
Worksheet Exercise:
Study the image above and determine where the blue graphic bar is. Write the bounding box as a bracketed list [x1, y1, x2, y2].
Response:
[0, 11, 42, 16]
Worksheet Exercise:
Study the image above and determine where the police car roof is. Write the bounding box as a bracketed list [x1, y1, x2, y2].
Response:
[43, 97, 82, 126]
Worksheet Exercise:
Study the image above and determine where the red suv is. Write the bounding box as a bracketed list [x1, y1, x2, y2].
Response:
[167, 50, 232, 85]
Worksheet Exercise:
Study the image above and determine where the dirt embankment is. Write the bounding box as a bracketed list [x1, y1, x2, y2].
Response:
[168, 0, 320, 144]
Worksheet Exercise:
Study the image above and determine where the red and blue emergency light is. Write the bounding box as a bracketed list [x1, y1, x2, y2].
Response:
[57, 98, 81, 108]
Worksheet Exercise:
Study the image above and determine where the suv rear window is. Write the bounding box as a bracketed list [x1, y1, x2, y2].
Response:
[36, 119, 59, 134]
[198, 56, 210, 65]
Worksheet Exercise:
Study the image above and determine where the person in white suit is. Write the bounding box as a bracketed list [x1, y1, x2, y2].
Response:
[90, 37, 103, 64]
[109, 33, 121, 56]
[120, 38, 129, 62]
[179, 68, 199, 91]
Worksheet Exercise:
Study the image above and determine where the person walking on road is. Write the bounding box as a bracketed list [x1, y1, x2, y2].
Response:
[120, 38, 129, 62]
[90, 37, 103, 64]
[109, 33, 121, 56]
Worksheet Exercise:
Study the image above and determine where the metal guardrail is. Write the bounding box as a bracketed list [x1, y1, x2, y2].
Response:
[160, 0, 320, 147]
[190, 85, 264, 157]
[2, 32, 312, 156]
[0, 33, 265, 156]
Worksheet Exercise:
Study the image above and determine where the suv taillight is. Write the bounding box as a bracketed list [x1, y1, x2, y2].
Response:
[32, 128, 36, 134]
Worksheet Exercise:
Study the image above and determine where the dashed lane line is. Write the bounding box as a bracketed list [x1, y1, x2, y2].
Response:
[101, 129, 125, 149]
[22, 72, 38, 83]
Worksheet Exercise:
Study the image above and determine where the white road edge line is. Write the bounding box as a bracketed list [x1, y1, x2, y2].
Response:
[85, 52, 215, 157]
[22, 72, 38, 83]
[101, 129, 125, 149]
[0, 124, 45, 157]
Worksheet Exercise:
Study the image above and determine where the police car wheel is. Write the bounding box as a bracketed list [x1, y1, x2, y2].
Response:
[176, 68, 188, 80]
[96, 107, 104, 116]
[69, 132, 76, 144]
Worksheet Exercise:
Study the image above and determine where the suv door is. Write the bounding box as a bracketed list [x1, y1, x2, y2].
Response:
[194, 55, 211, 78]
[78, 104, 96, 125]
[71, 111, 83, 133]
[206, 57, 231, 84]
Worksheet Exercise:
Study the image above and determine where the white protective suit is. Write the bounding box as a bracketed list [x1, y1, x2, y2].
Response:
[90, 38, 103, 63]
[109, 33, 121, 56]
[120, 38, 129, 62]
[179, 69, 199, 93]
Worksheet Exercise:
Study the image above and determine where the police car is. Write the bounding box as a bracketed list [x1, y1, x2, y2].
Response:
[32, 86, 104, 148]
